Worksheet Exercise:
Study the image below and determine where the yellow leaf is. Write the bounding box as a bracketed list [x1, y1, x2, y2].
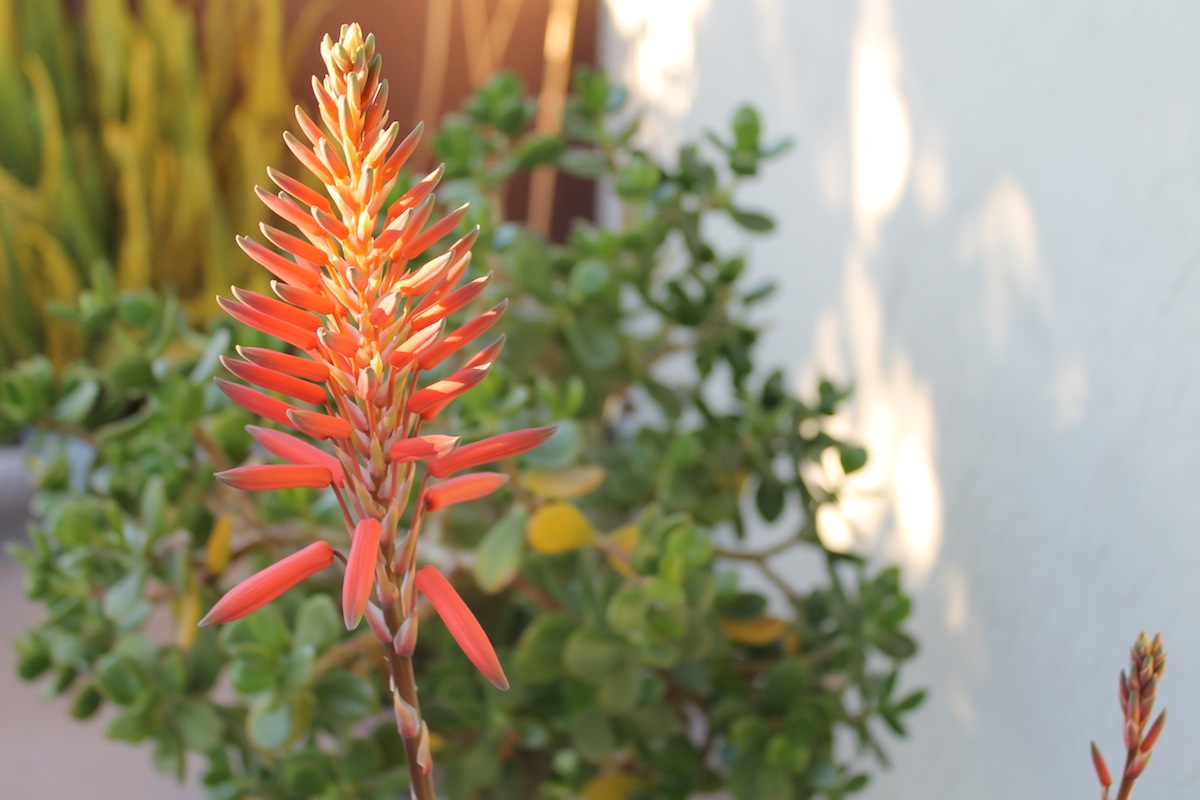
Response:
[175, 578, 200, 648]
[719, 616, 790, 646]
[580, 773, 648, 800]
[526, 502, 596, 555]
[206, 514, 233, 575]
[519, 465, 606, 499]
[603, 523, 640, 577]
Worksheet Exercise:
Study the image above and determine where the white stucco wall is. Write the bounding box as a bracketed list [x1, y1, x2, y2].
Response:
[604, 1, 1200, 797]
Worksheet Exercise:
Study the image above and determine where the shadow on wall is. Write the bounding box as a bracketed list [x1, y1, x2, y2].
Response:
[603, 0, 1119, 791]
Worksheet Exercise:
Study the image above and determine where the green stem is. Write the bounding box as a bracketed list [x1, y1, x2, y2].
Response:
[386, 647, 437, 800]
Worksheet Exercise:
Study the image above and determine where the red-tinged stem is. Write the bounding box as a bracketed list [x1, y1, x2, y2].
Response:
[1114, 749, 1135, 800]
[333, 486, 356, 531]
[390, 650, 436, 800]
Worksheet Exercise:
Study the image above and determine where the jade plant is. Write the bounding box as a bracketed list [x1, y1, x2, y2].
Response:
[9, 23, 922, 800]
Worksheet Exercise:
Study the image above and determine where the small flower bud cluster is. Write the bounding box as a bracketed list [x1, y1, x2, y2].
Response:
[1090, 632, 1167, 800]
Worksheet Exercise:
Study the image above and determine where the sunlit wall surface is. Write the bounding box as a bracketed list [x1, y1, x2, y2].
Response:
[604, 1, 1200, 797]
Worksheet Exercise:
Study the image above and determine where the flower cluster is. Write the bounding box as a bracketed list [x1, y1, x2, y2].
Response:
[1090, 632, 1167, 800]
[199, 23, 551, 787]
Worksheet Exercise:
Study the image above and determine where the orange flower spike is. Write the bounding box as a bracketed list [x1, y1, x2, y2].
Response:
[215, 464, 333, 492]
[343, 518, 383, 629]
[428, 427, 557, 478]
[423, 472, 509, 513]
[200, 541, 335, 627]
[414, 565, 509, 690]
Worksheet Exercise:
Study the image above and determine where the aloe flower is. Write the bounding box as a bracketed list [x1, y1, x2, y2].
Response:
[199, 23, 552, 795]
[1091, 633, 1168, 800]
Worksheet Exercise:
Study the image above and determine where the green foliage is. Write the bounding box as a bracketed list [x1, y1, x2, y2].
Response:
[8, 69, 922, 799]
[0, 0, 301, 369]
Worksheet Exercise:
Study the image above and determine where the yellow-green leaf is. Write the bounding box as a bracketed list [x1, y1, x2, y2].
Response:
[580, 773, 648, 800]
[527, 502, 596, 555]
[719, 616, 790, 646]
[473, 505, 527, 593]
[205, 514, 233, 575]
[174, 577, 200, 649]
[519, 465, 606, 499]
[603, 523, 640, 577]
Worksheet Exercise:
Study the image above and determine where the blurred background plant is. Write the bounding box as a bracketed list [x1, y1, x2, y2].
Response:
[7, 62, 923, 799]
[0, 0, 310, 370]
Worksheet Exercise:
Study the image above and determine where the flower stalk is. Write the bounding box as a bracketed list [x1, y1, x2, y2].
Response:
[201, 23, 553, 798]
[1091, 632, 1167, 800]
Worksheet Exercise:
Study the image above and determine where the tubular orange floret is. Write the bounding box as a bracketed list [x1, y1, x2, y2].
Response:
[255, 185, 328, 240]
[272, 279, 337, 315]
[215, 464, 333, 491]
[414, 565, 509, 690]
[231, 287, 323, 332]
[394, 249, 456, 296]
[199, 541, 334, 627]
[236, 235, 323, 288]
[407, 363, 493, 420]
[260, 222, 330, 266]
[1140, 709, 1167, 752]
[217, 296, 320, 351]
[423, 472, 509, 513]
[215, 378, 298, 427]
[288, 409, 354, 440]
[400, 204, 471, 259]
[220, 356, 329, 405]
[428, 427, 557, 478]
[463, 336, 506, 371]
[343, 518, 383, 629]
[409, 272, 493, 330]
[390, 164, 443, 218]
[1090, 742, 1111, 789]
[381, 121, 424, 181]
[417, 300, 507, 370]
[390, 434, 461, 463]
[267, 166, 333, 213]
[387, 322, 444, 371]
[237, 346, 329, 382]
[284, 129, 335, 184]
[246, 426, 345, 486]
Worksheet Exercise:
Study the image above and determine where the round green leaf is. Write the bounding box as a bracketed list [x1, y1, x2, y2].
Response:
[473, 504, 527, 593]
[247, 693, 295, 750]
[293, 595, 341, 652]
[177, 701, 223, 751]
[562, 628, 627, 682]
[95, 654, 143, 706]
